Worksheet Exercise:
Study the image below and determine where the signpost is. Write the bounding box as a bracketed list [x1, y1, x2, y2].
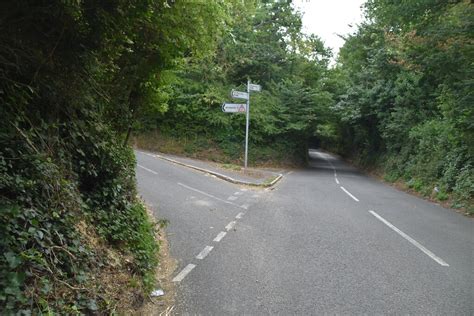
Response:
[222, 103, 247, 113]
[222, 81, 261, 169]
[248, 83, 261, 92]
[244, 80, 251, 169]
[230, 90, 249, 100]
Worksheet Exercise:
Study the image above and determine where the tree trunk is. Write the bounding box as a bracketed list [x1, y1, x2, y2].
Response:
[123, 126, 132, 146]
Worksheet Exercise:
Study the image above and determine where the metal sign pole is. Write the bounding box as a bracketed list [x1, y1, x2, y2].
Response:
[244, 79, 250, 169]
[224, 81, 259, 169]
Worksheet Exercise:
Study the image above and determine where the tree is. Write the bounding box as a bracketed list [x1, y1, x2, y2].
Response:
[333, 0, 473, 206]
[138, 1, 334, 163]
[0, 0, 235, 312]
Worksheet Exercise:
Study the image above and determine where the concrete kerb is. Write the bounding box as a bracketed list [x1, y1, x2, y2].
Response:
[154, 154, 283, 188]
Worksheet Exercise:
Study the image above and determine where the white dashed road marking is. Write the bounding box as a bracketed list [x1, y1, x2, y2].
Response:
[172, 264, 196, 282]
[227, 196, 238, 201]
[235, 212, 244, 219]
[196, 246, 214, 260]
[234, 192, 243, 195]
[213, 231, 227, 242]
[369, 210, 449, 266]
[241, 204, 249, 209]
[316, 150, 340, 185]
[178, 183, 246, 209]
[340, 186, 359, 202]
[137, 164, 158, 175]
[225, 221, 236, 231]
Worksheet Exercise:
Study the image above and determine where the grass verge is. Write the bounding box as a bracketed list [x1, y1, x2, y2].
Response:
[132, 130, 302, 168]
[347, 157, 473, 216]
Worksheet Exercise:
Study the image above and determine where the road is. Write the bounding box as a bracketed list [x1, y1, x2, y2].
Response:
[136, 149, 473, 315]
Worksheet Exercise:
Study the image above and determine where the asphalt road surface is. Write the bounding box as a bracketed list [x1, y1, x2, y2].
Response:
[136, 149, 473, 315]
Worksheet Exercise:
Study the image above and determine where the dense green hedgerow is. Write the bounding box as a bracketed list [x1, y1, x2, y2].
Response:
[333, 0, 473, 212]
[0, 112, 158, 313]
[132, 2, 333, 167]
[133, 130, 304, 168]
[1, 0, 232, 312]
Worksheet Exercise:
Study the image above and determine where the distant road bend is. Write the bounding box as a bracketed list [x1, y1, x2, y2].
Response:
[136, 149, 473, 314]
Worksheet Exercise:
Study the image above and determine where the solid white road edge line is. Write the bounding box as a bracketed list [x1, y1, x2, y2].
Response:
[196, 246, 214, 260]
[177, 183, 246, 209]
[369, 210, 449, 267]
[136, 150, 154, 157]
[225, 221, 236, 231]
[213, 231, 227, 242]
[340, 186, 359, 202]
[137, 164, 158, 175]
[172, 264, 196, 282]
[235, 212, 244, 219]
[335, 177, 340, 184]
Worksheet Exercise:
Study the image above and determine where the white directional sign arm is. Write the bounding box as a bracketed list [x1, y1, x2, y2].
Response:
[231, 90, 249, 100]
[223, 81, 261, 169]
[249, 83, 261, 92]
[222, 103, 247, 113]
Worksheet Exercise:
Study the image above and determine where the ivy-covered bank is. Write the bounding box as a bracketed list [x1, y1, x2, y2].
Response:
[1, 0, 472, 312]
[0, 1, 228, 313]
[0, 115, 158, 313]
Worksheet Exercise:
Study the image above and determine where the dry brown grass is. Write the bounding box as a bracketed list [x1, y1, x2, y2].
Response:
[133, 206, 177, 316]
[72, 205, 177, 314]
[133, 131, 186, 157]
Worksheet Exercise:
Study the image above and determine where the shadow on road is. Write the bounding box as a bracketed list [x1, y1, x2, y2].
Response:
[306, 148, 362, 177]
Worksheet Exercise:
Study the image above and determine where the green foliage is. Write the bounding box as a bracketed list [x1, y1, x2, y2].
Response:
[0, 111, 159, 313]
[333, 0, 473, 208]
[383, 172, 399, 183]
[407, 178, 424, 192]
[0, 0, 230, 313]
[135, 1, 334, 165]
[134, 131, 301, 167]
[436, 191, 449, 202]
[0, 203, 88, 313]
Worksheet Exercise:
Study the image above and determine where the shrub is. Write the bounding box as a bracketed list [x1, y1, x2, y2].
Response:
[0, 115, 158, 314]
